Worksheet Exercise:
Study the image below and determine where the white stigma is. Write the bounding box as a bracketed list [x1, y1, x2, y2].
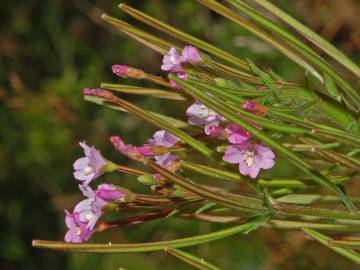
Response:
[170, 55, 180, 65]
[85, 212, 95, 221]
[244, 150, 255, 167]
[75, 227, 81, 235]
[83, 166, 94, 175]
[198, 105, 213, 118]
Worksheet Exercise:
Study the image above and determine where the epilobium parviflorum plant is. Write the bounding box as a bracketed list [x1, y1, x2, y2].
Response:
[33, 0, 360, 268]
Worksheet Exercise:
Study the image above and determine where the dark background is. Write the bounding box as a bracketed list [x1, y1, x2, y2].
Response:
[1, 0, 360, 269]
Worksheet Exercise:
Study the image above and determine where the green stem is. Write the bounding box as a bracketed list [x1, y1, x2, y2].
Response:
[165, 247, 222, 270]
[32, 216, 269, 253]
[303, 228, 360, 265]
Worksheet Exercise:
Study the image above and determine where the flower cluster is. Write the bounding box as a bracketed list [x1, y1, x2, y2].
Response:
[65, 142, 125, 243]
[161, 46, 203, 89]
[65, 45, 276, 243]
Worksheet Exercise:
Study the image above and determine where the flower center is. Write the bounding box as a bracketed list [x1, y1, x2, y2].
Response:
[244, 150, 255, 167]
[170, 55, 180, 65]
[199, 105, 212, 118]
[75, 227, 81, 236]
[83, 166, 94, 175]
[85, 212, 95, 221]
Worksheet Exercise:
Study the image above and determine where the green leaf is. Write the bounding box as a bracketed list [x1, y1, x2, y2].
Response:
[195, 202, 217, 214]
[102, 14, 172, 55]
[270, 220, 360, 232]
[32, 215, 269, 253]
[146, 160, 265, 212]
[101, 83, 186, 101]
[329, 240, 360, 250]
[182, 161, 243, 182]
[303, 228, 360, 265]
[118, 4, 250, 71]
[226, 0, 359, 107]
[249, 0, 360, 79]
[84, 95, 197, 131]
[324, 74, 342, 102]
[198, 0, 324, 83]
[165, 247, 222, 270]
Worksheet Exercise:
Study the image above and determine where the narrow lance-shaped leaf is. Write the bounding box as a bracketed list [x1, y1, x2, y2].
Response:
[226, 0, 359, 107]
[329, 240, 360, 250]
[302, 228, 360, 265]
[84, 95, 198, 131]
[171, 75, 358, 212]
[270, 220, 360, 233]
[101, 83, 186, 101]
[182, 160, 243, 182]
[165, 247, 222, 270]
[32, 215, 269, 253]
[102, 14, 173, 55]
[198, 0, 323, 83]
[118, 3, 250, 71]
[102, 13, 257, 82]
[249, 0, 360, 80]
[145, 159, 266, 212]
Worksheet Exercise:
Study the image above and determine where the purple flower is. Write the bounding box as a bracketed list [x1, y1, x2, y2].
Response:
[154, 152, 178, 167]
[242, 101, 257, 112]
[96, 183, 126, 201]
[225, 124, 251, 144]
[74, 185, 107, 230]
[137, 146, 154, 157]
[181, 46, 202, 63]
[148, 130, 179, 148]
[73, 141, 108, 185]
[110, 136, 146, 162]
[186, 103, 222, 134]
[112, 65, 129, 78]
[170, 80, 180, 89]
[223, 143, 275, 179]
[205, 123, 225, 139]
[83, 88, 115, 100]
[242, 100, 267, 116]
[148, 130, 179, 167]
[161, 48, 184, 73]
[64, 210, 94, 243]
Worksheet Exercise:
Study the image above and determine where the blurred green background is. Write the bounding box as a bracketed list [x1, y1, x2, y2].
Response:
[1, 0, 360, 269]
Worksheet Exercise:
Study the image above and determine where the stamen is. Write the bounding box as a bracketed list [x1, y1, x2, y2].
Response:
[75, 227, 81, 235]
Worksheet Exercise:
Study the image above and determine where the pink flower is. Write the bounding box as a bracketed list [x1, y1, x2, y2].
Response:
[83, 88, 115, 100]
[223, 143, 275, 179]
[110, 136, 145, 162]
[96, 183, 126, 201]
[112, 65, 129, 78]
[242, 101, 267, 116]
[148, 130, 179, 148]
[181, 46, 202, 63]
[225, 124, 251, 144]
[186, 102, 222, 135]
[64, 210, 94, 243]
[204, 123, 225, 139]
[73, 141, 108, 185]
[169, 73, 188, 89]
[74, 185, 107, 230]
[148, 130, 179, 167]
[170, 80, 180, 89]
[161, 48, 184, 73]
